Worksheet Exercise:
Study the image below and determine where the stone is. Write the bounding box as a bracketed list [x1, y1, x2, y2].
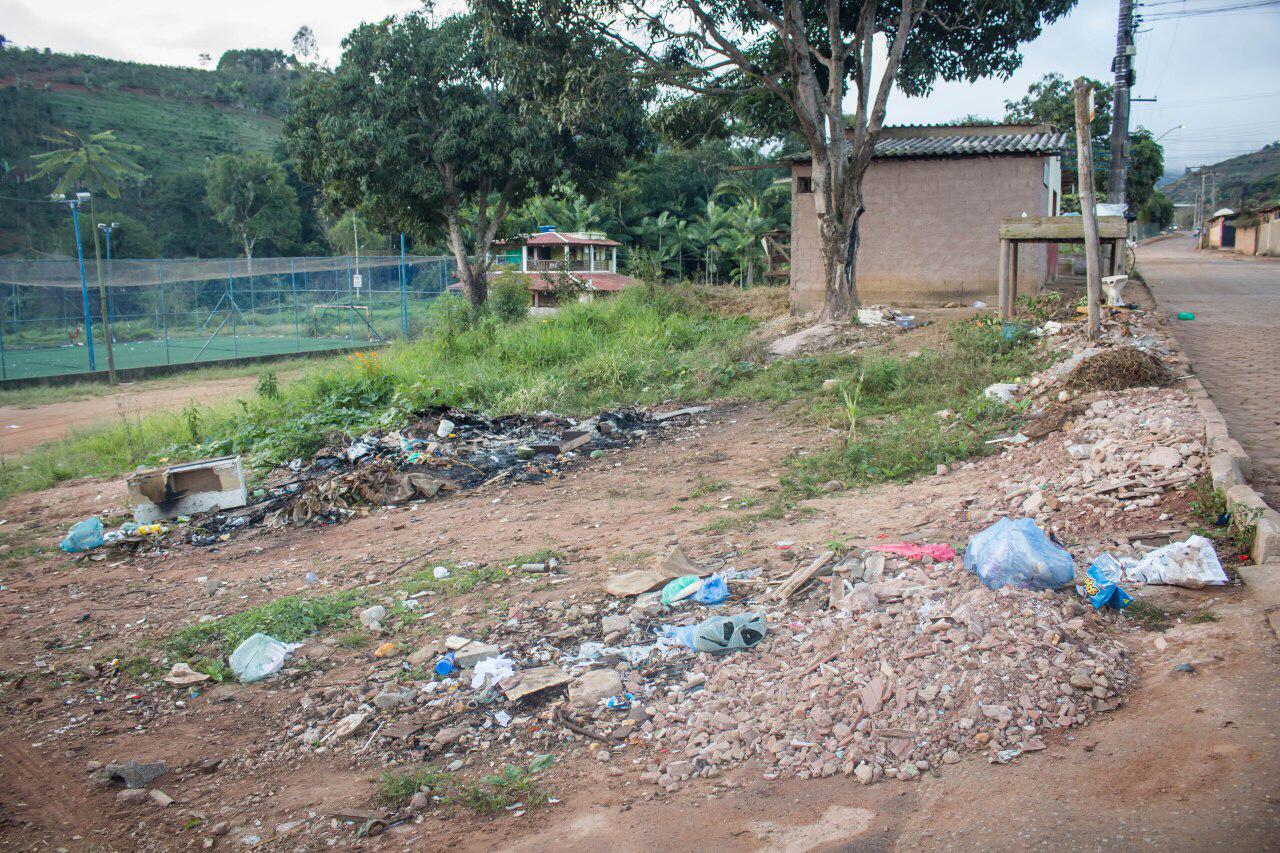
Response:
[666, 759, 695, 779]
[1144, 446, 1181, 469]
[105, 760, 166, 789]
[569, 669, 624, 707]
[596, 749, 613, 763]
[409, 792, 431, 811]
[332, 711, 368, 740]
[454, 642, 502, 669]
[854, 762, 874, 785]
[435, 727, 465, 747]
[149, 789, 174, 807]
[1022, 491, 1045, 515]
[116, 789, 150, 805]
[601, 615, 630, 635]
[407, 645, 436, 667]
[941, 749, 961, 765]
[374, 690, 409, 710]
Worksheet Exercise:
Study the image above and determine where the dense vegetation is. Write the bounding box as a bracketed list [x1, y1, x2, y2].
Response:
[1161, 142, 1280, 211]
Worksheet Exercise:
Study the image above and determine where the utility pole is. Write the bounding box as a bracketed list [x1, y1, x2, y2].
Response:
[1107, 0, 1135, 205]
[1074, 78, 1103, 341]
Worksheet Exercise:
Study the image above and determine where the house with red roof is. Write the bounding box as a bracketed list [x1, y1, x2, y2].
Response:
[492, 227, 639, 308]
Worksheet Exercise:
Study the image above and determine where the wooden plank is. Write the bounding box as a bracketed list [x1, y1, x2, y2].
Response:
[999, 216, 1128, 241]
[1010, 242, 1020, 314]
[771, 550, 835, 601]
[997, 239, 1009, 320]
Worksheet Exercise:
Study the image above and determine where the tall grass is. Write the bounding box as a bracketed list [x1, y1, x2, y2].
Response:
[0, 286, 757, 497]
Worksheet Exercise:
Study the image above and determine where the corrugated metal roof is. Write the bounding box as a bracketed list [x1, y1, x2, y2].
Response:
[872, 130, 1070, 159]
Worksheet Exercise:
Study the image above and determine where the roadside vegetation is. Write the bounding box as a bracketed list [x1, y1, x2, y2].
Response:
[0, 285, 1049, 502]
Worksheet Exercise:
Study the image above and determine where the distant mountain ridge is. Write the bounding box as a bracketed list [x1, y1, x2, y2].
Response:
[1162, 143, 1280, 209]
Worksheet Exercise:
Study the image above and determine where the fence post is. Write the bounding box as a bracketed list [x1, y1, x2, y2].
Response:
[227, 260, 239, 358]
[291, 258, 300, 352]
[0, 288, 7, 381]
[345, 256, 355, 344]
[399, 234, 409, 339]
[160, 259, 170, 365]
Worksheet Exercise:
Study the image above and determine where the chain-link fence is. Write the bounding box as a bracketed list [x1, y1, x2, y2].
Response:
[0, 253, 457, 381]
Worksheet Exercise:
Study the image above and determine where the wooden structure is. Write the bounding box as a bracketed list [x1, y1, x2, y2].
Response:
[997, 216, 1128, 319]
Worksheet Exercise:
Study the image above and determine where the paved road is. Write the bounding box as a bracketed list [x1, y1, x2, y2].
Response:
[1138, 235, 1280, 506]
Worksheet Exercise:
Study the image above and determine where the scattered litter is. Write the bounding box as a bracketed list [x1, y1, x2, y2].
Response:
[434, 652, 457, 677]
[1176, 312, 1195, 321]
[983, 383, 1020, 404]
[228, 633, 300, 683]
[470, 656, 516, 690]
[669, 612, 767, 654]
[125, 455, 247, 523]
[964, 517, 1075, 591]
[869, 543, 956, 563]
[433, 566, 451, 580]
[661, 575, 703, 605]
[693, 573, 730, 605]
[162, 662, 211, 686]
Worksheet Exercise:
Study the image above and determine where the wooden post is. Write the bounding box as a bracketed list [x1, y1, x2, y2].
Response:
[1073, 78, 1103, 340]
[997, 238, 1009, 319]
[1009, 242, 1020, 316]
[1107, 240, 1118, 276]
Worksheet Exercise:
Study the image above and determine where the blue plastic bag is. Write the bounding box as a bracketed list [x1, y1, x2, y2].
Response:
[963, 517, 1075, 591]
[1084, 554, 1133, 609]
[60, 516, 104, 553]
[693, 573, 729, 605]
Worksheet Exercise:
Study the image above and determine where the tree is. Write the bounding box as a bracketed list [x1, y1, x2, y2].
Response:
[30, 128, 145, 384]
[286, 12, 648, 307]
[1127, 127, 1164, 211]
[217, 48, 293, 76]
[1139, 191, 1173, 229]
[292, 26, 319, 67]
[326, 211, 390, 255]
[480, 0, 1075, 319]
[77, 211, 159, 259]
[204, 153, 300, 262]
[1005, 72, 1110, 194]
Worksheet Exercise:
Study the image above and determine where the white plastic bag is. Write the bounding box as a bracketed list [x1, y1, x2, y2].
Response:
[1125, 535, 1227, 589]
[470, 655, 516, 690]
[228, 633, 299, 683]
[964, 517, 1076, 591]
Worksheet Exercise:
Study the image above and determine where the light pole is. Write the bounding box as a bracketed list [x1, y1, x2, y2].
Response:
[54, 192, 96, 371]
[83, 195, 117, 384]
[98, 221, 118, 330]
[1153, 125, 1184, 144]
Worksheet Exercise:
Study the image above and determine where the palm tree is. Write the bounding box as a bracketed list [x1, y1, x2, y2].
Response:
[32, 129, 145, 383]
[721, 198, 777, 288]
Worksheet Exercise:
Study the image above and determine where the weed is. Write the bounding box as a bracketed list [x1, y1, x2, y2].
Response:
[400, 564, 507, 597]
[1124, 600, 1179, 631]
[1190, 476, 1261, 553]
[191, 658, 231, 682]
[181, 400, 203, 444]
[839, 371, 865, 444]
[378, 768, 451, 806]
[503, 547, 562, 566]
[687, 475, 730, 499]
[378, 756, 555, 813]
[255, 369, 281, 401]
[119, 655, 163, 680]
[164, 591, 366, 661]
[337, 631, 372, 649]
[1187, 611, 1219, 624]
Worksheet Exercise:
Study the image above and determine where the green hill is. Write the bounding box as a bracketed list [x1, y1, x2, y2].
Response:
[1163, 143, 1280, 209]
[0, 46, 312, 258]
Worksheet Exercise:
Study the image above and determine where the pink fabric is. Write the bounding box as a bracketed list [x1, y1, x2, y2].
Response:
[869, 542, 957, 562]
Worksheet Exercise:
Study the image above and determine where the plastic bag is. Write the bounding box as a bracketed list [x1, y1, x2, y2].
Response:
[60, 516, 104, 553]
[228, 633, 297, 683]
[1125, 535, 1227, 589]
[964, 517, 1075, 591]
[661, 575, 701, 605]
[693, 573, 729, 605]
[1083, 554, 1133, 609]
[470, 656, 516, 690]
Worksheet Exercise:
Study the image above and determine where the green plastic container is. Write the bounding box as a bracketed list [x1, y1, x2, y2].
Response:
[1176, 312, 1195, 321]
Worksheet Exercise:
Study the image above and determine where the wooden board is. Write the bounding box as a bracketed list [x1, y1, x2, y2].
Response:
[999, 216, 1128, 241]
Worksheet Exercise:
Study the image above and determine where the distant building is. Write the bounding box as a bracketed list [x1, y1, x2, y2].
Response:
[787, 123, 1068, 312]
[1204, 208, 1238, 250]
[493, 228, 638, 308]
[1212, 204, 1280, 257]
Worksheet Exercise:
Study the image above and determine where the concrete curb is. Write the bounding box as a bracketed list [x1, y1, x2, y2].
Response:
[1145, 285, 1280, 564]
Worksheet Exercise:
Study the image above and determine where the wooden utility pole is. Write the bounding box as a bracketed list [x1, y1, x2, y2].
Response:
[1107, 0, 1136, 204]
[1074, 78, 1103, 341]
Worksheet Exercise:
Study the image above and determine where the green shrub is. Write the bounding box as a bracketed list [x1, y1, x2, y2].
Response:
[489, 272, 531, 323]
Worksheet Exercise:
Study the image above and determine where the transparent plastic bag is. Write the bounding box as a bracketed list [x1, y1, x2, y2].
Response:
[228, 633, 296, 683]
[964, 517, 1075, 591]
[60, 517, 104, 553]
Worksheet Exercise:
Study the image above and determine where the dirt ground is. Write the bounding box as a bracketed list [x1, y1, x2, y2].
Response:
[0, 375, 264, 455]
[1, 320, 1278, 850]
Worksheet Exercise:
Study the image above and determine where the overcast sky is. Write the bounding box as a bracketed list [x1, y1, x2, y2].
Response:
[3, 0, 1277, 174]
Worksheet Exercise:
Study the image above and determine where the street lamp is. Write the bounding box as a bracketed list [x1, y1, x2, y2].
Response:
[1153, 125, 1184, 143]
[52, 192, 96, 371]
[97, 221, 119, 329]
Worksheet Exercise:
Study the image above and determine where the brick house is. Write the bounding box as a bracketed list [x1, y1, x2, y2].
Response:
[788, 124, 1068, 313]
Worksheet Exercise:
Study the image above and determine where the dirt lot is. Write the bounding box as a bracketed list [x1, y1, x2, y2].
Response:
[0, 375, 263, 455]
[1, 316, 1278, 851]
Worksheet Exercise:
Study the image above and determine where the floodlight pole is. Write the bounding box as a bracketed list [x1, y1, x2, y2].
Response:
[63, 197, 96, 372]
[84, 194, 117, 384]
[399, 233, 409, 339]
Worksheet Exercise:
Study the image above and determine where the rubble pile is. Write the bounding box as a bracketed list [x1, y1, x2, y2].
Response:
[644, 559, 1131, 786]
[972, 388, 1205, 531]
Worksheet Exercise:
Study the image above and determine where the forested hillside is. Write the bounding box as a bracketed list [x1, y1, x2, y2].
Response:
[0, 46, 316, 258]
[1162, 143, 1280, 210]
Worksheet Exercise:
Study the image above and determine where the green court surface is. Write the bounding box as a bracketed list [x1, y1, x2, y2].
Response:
[0, 334, 369, 381]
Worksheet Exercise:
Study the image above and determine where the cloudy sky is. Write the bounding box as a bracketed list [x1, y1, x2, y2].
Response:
[3, 0, 1278, 173]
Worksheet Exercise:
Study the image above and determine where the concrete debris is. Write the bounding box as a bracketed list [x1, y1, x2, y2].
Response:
[102, 760, 167, 789]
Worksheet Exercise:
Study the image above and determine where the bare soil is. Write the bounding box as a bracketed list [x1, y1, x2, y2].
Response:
[0, 337, 1277, 850]
[0, 375, 262, 455]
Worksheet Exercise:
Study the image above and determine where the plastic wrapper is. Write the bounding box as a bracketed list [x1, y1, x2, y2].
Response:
[60, 516, 104, 553]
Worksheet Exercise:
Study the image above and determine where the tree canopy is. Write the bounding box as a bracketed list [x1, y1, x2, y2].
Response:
[204, 152, 300, 260]
[286, 11, 649, 306]
[479, 0, 1078, 317]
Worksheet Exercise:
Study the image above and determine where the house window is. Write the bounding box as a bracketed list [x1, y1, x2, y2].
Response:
[796, 176, 813, 194]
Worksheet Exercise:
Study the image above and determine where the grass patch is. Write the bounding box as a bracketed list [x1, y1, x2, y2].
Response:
[502, 547, 562, 566]
[164, 590, 367, 661]
[1124, 600, 1179, 631]
[1189, 476, 1261, 555]
[400, 563, 508, 597]
[378, 756, 555, 813]
[0, 285, 761, 498]
[732, 318, 1051, 494]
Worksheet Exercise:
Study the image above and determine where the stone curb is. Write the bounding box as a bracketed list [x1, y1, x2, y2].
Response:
[1145, 286, 1279, 564]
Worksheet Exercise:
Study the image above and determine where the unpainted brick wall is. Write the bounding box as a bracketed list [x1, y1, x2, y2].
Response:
[791, 156, 1053, 313]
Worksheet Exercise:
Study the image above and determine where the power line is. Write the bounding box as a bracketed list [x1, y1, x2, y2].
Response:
[1141, 0, 1280, 20]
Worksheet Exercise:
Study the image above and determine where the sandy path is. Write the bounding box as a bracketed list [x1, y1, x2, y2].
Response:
[0, 375, 260, 454]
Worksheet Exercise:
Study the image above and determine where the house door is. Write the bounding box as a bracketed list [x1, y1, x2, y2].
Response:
[1222, 224, 1236, 248]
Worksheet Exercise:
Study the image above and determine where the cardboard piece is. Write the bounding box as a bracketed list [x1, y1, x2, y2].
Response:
[653, 545, 701, 579]
[126, 455, 247, 523]
[605, 569, 666, 596]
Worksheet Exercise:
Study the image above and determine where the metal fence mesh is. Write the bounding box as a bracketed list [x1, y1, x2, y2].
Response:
[0, 254, 456, 381]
